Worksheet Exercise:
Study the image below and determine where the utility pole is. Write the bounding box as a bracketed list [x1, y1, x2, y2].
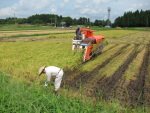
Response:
[90, 16, 92, 27]
[147, 16, 149, 27]
[55, 16, 57, 27]
[14, 13, 17, 29]
[14, 13, 16, 24]
[107, 7, 111, 26]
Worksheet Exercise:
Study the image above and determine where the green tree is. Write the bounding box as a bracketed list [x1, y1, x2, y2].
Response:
[34, 19, 43, 24]
[63, 16, 72, 26]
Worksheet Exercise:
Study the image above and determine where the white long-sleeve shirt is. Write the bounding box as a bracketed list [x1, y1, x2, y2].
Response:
[45, 66, 62, 81]
[44, 66, 64, 91]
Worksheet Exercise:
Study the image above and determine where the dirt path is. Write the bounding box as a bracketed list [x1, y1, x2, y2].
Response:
[0, 29, 75, 37]
[0, 29, 74, 42]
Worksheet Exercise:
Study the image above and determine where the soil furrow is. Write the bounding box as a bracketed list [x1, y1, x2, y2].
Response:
[67, 44, 130, 89]
[127, 44, 150, 107]
[94, 46, 140, 100]
[111, 46, 147, 107]
[143, 43, 150, 106]
[62, 44, 119, 85]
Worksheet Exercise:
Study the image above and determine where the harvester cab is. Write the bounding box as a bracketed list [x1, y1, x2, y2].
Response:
[72, 28, 105, 62]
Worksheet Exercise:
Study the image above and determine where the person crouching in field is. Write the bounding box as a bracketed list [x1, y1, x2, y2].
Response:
[39, 66, 64, 93]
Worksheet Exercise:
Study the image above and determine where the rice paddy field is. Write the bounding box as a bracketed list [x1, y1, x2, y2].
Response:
[0, 26, 150, 112]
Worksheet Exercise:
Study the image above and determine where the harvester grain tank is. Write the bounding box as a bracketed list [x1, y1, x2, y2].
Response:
[72, 28, 105, 62]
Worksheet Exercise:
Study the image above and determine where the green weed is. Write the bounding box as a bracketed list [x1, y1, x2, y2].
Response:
[0, 72, 129, 113]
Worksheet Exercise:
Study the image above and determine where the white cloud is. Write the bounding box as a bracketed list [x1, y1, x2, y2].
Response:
[0, 0, 58, 18]
[74, 4, 80, 8]
[75, 0, 87, 4]
[0, 7, 14, 18]
[49, 5, 57, 13]
[18, 0, 52, 11]
[0, 0, 150, 22]
[64, 0, 69, 3]
[93, 0, 109, 4]
[132, 3, 143, 8]
[125, 3, 144, 12]
[75, 0, 109, 4]
[60, 3, 65, 8]
[81, 8, 101, 15]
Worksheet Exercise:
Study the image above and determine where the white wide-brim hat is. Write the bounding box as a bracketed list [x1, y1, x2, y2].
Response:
[38, 66, 46, 76]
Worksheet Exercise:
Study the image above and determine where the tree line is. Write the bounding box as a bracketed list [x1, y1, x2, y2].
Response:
[0, 14, 109, 27]
[113, 10, 150, 27]
[0, 10, 149, 27]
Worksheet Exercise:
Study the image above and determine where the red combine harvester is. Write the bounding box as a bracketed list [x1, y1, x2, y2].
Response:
[72, 28, 106, 62]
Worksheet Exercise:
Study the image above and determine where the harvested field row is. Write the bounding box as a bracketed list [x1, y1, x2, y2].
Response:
[107, 31, 150, 44]
[143, 43, 150, 106]
[63, 44, 129, 86]
[126, 44, 149, 107]
[113, 45, 147, 106]
[63, 31, 150, 107]
[94, 44, 142, 104]
[65, 44, 134, 89]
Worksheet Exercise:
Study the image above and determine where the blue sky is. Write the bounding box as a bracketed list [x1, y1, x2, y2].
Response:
[0, 0, 150, 22]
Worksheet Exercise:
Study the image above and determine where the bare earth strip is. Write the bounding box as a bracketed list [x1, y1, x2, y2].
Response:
[113, 45, 147, 107]
[143, 42, 150, 106]
[0, 29, 75, 37]
[63, 44, 128, 88]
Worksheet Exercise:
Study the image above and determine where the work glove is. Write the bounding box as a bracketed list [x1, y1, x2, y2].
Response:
[44, 81, 48, 86]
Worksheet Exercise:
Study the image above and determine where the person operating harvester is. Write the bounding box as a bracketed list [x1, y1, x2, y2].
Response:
[75, 26, 82, 40]
[38, 66, 64, 92]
